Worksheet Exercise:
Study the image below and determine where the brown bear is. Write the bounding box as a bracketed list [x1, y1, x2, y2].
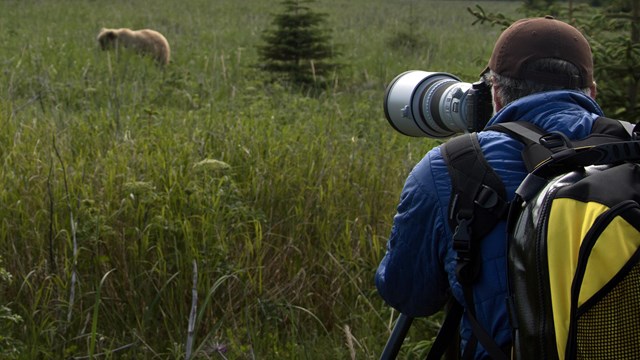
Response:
[97, 28, 170, 66]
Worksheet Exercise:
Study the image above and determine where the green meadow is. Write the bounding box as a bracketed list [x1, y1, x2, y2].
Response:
[0, 0, 518, 358]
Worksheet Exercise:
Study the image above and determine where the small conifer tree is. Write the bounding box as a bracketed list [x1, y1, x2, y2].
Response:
[258, 0, 340, 86]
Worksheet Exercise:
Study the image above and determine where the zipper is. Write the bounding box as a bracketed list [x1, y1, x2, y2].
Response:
[533, 184, 561, 359]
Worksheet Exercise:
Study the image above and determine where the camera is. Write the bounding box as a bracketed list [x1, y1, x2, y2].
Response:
[383, 71, 493, 138]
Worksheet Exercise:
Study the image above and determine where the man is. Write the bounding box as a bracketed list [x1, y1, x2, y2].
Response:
[375, 16, 600, 358]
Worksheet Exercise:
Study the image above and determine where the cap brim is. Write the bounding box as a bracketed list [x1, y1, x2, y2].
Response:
[479, 65, 490, 78]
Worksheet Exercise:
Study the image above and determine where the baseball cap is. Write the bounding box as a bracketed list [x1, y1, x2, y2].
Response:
[483, 16, 593, 88]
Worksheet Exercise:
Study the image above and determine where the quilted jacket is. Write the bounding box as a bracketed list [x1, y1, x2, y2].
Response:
[375, 90, 604, 358]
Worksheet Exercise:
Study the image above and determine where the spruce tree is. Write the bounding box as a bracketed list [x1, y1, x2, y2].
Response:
[258, 0, 340, 86]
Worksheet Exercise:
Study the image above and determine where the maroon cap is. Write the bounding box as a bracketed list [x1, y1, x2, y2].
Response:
[485, 16, 593, 88]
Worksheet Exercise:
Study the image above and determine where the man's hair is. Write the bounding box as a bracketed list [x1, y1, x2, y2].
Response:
[490, 58, 593, 106]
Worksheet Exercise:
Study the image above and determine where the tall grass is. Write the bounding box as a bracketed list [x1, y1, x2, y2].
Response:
[0, 0, 518, 358]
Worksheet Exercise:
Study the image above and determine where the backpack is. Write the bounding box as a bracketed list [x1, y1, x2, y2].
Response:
[427, 117, 640, 360]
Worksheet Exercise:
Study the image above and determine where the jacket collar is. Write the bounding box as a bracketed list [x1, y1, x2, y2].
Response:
[485, 90, 604, 139]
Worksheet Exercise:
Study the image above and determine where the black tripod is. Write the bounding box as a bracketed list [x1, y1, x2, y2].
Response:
[379, 301, 464, 360]
[379, 314, 413, 360]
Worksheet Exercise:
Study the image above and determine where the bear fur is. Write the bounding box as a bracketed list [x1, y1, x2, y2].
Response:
[97, 28, 170, 66]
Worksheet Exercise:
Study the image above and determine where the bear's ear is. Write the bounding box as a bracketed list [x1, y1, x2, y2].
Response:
[98, 30, 117, 49]
[98, 29, 116, 39]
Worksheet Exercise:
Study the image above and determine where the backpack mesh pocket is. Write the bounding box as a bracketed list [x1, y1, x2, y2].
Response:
[576, 260, 640, 359]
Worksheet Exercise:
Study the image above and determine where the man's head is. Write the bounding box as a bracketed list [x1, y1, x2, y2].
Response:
[484, 16, 596, 110]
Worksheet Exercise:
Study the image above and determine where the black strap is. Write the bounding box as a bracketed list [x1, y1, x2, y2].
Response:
[424, 290, 509, 360]
[425, 299, 463, 360]
[442, 134, 509, 270]
[487, 122, 557, 172]
[462, 288, 508, 360]
[591, 116, 636, 139]
[437, 133, 509, 360]
[489, 118, 640, 177]
[462, 336, 478, 360]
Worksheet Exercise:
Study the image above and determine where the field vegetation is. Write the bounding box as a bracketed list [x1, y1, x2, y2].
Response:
[0, 0, 518, 358]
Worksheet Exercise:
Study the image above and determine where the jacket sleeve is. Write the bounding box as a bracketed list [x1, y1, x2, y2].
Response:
[375, 149, 450, 317]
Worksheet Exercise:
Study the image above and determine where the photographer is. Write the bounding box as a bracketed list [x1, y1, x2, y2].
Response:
[376, 17, 600, 359]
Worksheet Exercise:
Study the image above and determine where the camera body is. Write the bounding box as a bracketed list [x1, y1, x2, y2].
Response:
[384, 71, 493, 138]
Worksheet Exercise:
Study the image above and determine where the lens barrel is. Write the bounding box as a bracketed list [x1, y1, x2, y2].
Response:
[384, 71, 476, 138]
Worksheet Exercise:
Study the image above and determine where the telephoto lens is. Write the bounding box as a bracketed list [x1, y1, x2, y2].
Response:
[384, 70, 491, 138]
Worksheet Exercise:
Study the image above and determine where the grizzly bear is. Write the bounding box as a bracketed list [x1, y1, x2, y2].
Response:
[97, 28, 170, 66]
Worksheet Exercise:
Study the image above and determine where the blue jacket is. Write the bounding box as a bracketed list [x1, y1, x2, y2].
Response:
[375, 90, 604, 358]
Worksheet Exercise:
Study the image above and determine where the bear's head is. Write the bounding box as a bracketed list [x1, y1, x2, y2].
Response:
[97, 28, 118, 50]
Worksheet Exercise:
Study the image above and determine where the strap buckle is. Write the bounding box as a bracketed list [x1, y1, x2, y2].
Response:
[475, 184, 499, 209]
[453, 215, 472, 258]
[540, 132, 576, 161]
[540, 132, 571, 152]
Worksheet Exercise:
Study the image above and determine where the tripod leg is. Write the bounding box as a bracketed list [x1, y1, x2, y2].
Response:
[380, 314, 413, 360]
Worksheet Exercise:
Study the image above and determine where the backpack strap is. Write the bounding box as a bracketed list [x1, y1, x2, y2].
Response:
[486, 121, 553, 172]
[488, 116, 635, 143]
[591, 116, 637, 139]
[431, 133, 509, 360]
[441, 133, 509, 283]
[441, 133, 508, 270]
[425, 298, 463, 360]
[488, 117, 640, 177]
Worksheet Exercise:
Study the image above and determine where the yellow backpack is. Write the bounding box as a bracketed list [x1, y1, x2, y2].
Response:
[500, 119, 640, 359]
[381, 117, 640, 360]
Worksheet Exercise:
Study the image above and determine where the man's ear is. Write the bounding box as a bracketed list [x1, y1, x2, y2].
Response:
[590, 82, 597, 100]
[492, 86, 503, 113]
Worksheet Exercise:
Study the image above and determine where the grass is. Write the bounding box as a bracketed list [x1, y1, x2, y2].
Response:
[0, 0, 519, 358]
